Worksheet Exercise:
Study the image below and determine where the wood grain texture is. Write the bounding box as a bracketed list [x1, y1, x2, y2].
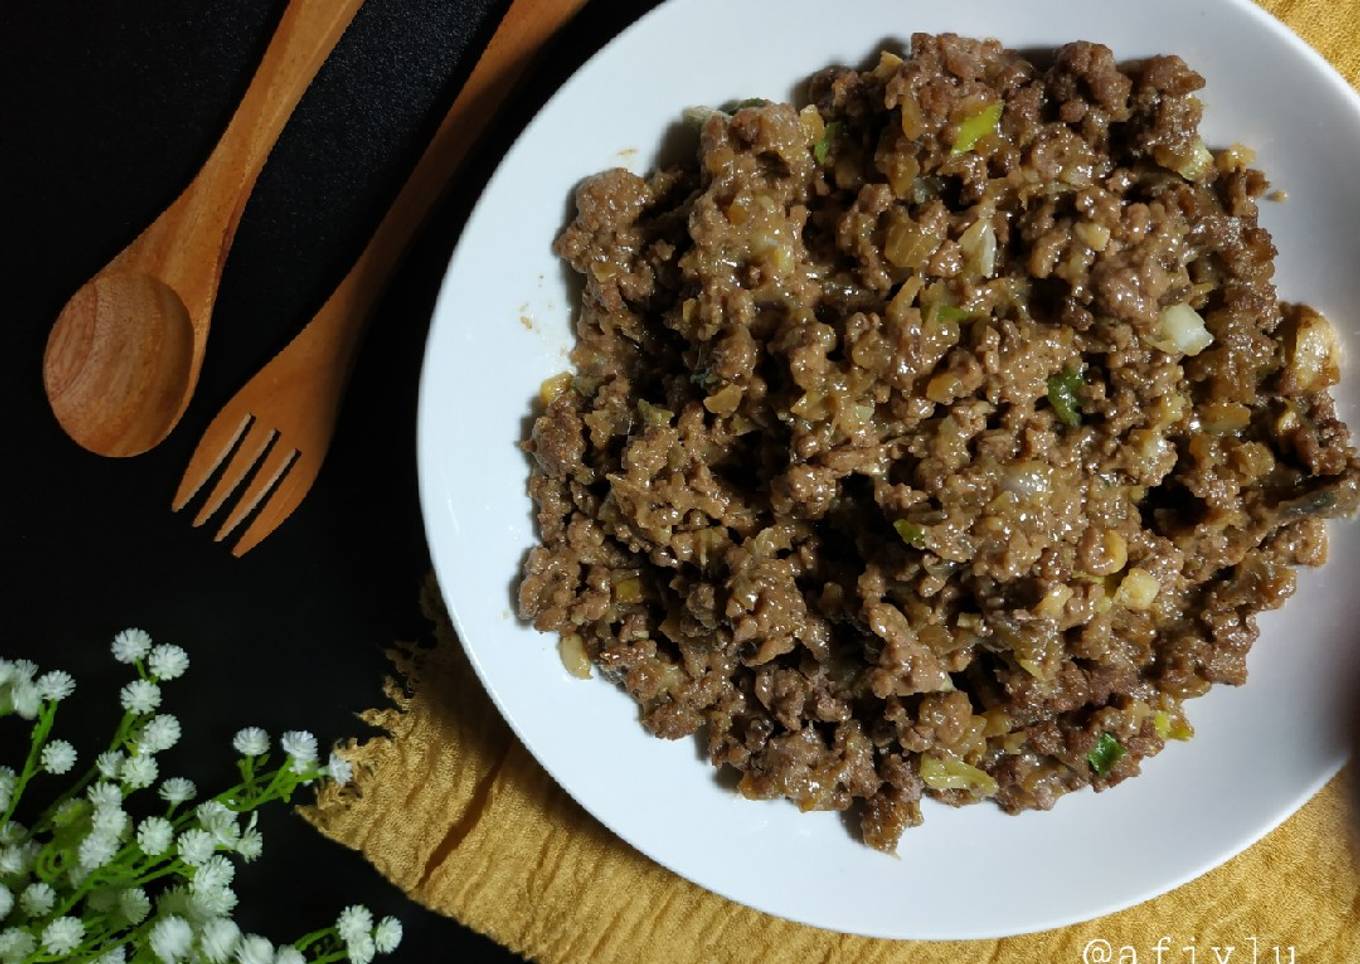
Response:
[43, 0, 366, 458]
[175, 0, 590, 556]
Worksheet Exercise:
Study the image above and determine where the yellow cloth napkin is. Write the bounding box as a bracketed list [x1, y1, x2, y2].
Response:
[304, 4, 1360, 958]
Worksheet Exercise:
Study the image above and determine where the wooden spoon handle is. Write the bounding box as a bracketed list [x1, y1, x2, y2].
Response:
[147, 0, 366, 300]
[308, 0, 589, 360]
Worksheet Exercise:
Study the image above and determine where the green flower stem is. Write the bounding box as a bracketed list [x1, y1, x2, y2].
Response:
[164, 759, 324, 831]
[292, 926, 337, 951]
[255, 761, 295, 805]
[51, 836, 165, 918]
[130, 857, 187, 888]
[310, 950, 353, 964]
[36, 709, 139, 833]
[81, 915, 158, 964]
[35, 837, 69, 883]
[4, 702, 58, 827]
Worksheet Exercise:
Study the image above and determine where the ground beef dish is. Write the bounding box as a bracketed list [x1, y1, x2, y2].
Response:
[518, 34, 1360, 852]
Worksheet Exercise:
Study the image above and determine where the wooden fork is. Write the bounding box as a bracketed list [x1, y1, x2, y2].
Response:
[172, 0, 588, 556]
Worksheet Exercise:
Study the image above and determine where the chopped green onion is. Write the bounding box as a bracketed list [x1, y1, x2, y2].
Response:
[951, 102, 1003, 155]
[893, 519, 926, 548]
[1087, 732, 1126, 776]
[935, 305, 971, 323]
[1046, 368, 1084, 428]
[919, 754, 999, 796]
[1153, 711, 1194, 741]
[813, 120, 843, 165]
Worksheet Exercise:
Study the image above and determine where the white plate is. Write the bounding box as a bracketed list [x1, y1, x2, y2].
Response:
[418, 0, 1360, 939]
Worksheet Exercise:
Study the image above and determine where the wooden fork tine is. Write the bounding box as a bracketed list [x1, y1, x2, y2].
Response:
[214, 442, 298, 543]
[230, 456, 317, 557]
[172, 412, 251, 512]
[191, 421, 276, 527]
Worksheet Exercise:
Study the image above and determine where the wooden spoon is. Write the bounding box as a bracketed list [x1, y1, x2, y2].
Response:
[43, 0, 367, 458]
[174, 0, 589, 555]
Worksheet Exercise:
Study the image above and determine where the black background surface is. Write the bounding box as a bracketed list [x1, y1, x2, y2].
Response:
[1, 1, 661, 959]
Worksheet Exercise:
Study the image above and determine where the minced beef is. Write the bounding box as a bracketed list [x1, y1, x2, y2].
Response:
[517, 34, 1359, 852]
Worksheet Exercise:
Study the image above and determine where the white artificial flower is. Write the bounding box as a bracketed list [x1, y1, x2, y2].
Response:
[137, 816, 175, 857]
[12, 682, 41, 720]
[191, 854, 235, 895]
[148, 644, 189, 681]
[19, 881, 54, 917]
[121, 752, 158, 789]
[141, 714, 182, 753]
[234, 825, 263, 863]
[92, 804, 129, 838]
[78, 831, 119, 870]
[0, 841, 37, 878]
[40, 916, 85, 955]
[347, 932, 377, 964]
[279, 730, 317, 768]
[88, 781, 124, 808]
[52, 799, 84, 826]
[235, 935, 275, 964]
[40, 739, 77, 774]
[0, 811, 21, 842]
[176, 828, 215, 866]
[119, 886, 151, 925]
[0, 927, 35, 962]
[120, 679, 161, 715]
[273, 948, 306, 964]
[197, 917, 241, 964]
[325, 751, 354, 786]
[189, 884, 237, 919]
[336, 904, 374, 944]
[112, 628, 154, 663]
[0, 885, 11, 919]
[195, 801, 240, 847]
[36, 670, 75, 702]
[232, 727, 270, 757]
[150, 914, 193, 962]
[96, 948, 127, 964]
[156, 885, 192, 919]
[158, 777, 197, 805]
[10, 662, 36, 683]
[96, 750, 125, 780]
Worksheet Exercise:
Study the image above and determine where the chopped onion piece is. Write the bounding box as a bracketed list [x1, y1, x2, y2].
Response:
[1149, 303, 1213, 356]
[1114, 568, 1160, 610]
[1155, 137, 1215, 181]
[959, 217, 997, 278]
[1285, 307, 1342, 393]
[1001, 461, 1051, 499]
[559, 634, 592, 679]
